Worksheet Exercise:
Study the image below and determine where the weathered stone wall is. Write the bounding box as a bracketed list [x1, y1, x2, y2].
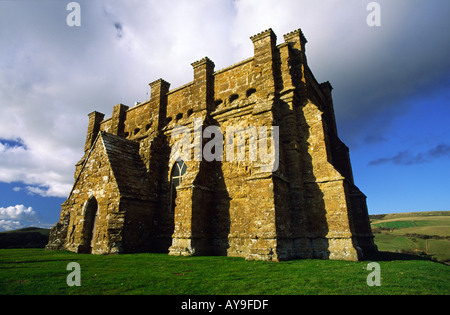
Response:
[47, 27, 377, 261]
[58, 135, 124, 254]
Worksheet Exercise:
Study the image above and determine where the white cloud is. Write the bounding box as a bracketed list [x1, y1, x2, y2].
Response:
[0, 220, 23, 232]
[0, 137, 75, 197]
[0, 0, 238, 198]
[0, 205, 36, 220]
[0, 205, 40, 231]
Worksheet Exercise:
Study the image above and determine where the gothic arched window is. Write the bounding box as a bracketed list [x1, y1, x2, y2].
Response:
[170, 160, 187, 212]
[171, 159, 187, 187]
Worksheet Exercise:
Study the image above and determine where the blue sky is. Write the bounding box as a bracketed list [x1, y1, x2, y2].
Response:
[0, 0, 449, 231]
[352, 86, 450, 213]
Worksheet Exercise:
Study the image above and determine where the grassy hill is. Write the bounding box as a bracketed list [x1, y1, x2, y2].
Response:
[0, 227, 50, 249]
[370, 211, 450, 264]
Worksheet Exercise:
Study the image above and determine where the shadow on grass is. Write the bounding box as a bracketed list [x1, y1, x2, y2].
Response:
[365, 250, 439, 263]
[1, 258, 83, 265]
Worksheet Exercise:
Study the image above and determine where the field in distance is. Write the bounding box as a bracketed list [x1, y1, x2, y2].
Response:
[370, 211, 450, 264]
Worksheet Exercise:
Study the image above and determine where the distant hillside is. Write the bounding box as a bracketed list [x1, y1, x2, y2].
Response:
[0, 227, 50, 249]
[370, 211, 450, 221]
[370, 211, 450, 264]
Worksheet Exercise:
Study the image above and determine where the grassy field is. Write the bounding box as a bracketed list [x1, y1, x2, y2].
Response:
[0, 211, 449, 295]
[370, 211, 450, 263]
[0, 248, 449, 295]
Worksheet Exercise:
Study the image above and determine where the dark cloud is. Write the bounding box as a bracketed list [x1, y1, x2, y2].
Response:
[312, 1, 450, 148]
[231, 0, 450, 148]
[114, 22, 124, 38]
[429, 144, 450, 159]
[363, 133, 388, 144]
[368, 151, 426, 166]
[368, 144, 450, 166]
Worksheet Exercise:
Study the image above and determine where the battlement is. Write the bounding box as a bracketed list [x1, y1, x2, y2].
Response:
[87, 28, 316, 145]
[283, 28, 308, 45]
[250, 28, 277, 43]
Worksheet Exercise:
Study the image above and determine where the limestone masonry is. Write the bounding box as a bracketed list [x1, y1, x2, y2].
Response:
[46, 28, 377, 261]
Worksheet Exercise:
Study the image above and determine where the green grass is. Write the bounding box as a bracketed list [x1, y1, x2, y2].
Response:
[1, 211, 449, 295]
[372, 220, 417, 229]
[373, 234, 417, 252]
[1, 249, 449, 295]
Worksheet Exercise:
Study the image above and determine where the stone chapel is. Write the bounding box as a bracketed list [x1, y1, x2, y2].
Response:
[46, 28, 377, 261]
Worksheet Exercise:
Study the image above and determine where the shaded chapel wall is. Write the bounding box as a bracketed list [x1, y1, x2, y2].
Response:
[120, 198, 157, 253]
[213, 58, 258, 258]
[298, 99, 361, 261]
